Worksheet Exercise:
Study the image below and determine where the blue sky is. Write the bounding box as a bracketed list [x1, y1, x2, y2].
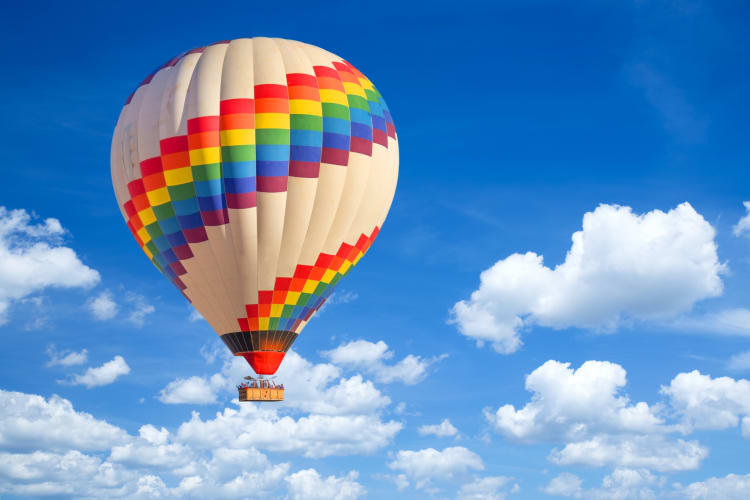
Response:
[2, 0, 750, 498]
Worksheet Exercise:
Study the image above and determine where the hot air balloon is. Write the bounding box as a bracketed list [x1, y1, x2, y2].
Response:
[111, 38, 398, 400]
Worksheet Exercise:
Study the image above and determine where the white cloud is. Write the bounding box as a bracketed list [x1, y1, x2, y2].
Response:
[543, 468, 665, 499]
[670, 308, 750, 336]
[316, 289, 358, 315]
[661, 370, 750, 433]
[323, 339, 446, 385]
[46, 344, 88, 367]
[549, 434, 706, 472]
[0, 390, 128, 452]
[452, 203, 725, 353]
[159, 375, 225, 405]
[63, 356, 130, 388]
[679, 473, 750, 499]
[0, 388, 377, 499]
[728, 351, 750, 371]
[87, 289, 118, 320]
[732, 201, 750, 238]
[485, 360, 663, 442]
[177, 404, 402, 458]
[387, 447, 484, 490]
[418, 418, 458, 437]
[188, 307, 204, 322]
[285, 469, 365, 500]
[457, 476, 517, 500]
[159, 348, 391, 416]
[0, 207, 100, 324]
[542, 472, 583, 497]
[125, 292, 155, 327]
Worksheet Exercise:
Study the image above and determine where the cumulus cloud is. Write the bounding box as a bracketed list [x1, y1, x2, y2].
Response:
[125, 292, 155, 327]
[285, 469, 365, 500]
[177, 405, 401, 459]
[678, 472, 750, 499]
[87, 290, 118, 320]
[548, 434, 706, 472]
[486, 360, 715, 473]
[670, 308, 750, 336]
[661, 370, 750, 434]
[457, 476, 518, 500]
[0, 389, 376, 499]
[452, 203, 725, 353]
[485, 360, 663, 442]
[732, 201, 750, 238]
[0, 207, 100, 324]
[158, 374, 226, 405]
[0, 390, 128, 452]
[45, 344, 88, 367]
[543, 468, 665, 499]
[62, 356, 130, 388]
[418, 418, 458, 437]
[387, 447, 484, 490]
[323, 339, 446, 385]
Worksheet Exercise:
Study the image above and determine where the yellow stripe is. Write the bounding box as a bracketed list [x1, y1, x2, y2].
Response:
[146, 187, 170, 206]
[285, 291, 301, 305]
[343, 81, 366, 98]
[290, 100, 322, 116]
[258, 317, 270, 330]
[164, 166, 193, 186]
[220, 129, 255, 146]
[136, 227, 151, 244]
[358, 77, 375, 91]
[270, 304, 283, 317]
[319, 89, 349, 106]
[321, 269, 337, 284]
[189, 147, 221, 166]
[302, 279, 318, 294]
[137, 207, 156, 226]
[256, 113, 289, 129]
[142, 246, 153, 259]
[338, 260, 352, 275]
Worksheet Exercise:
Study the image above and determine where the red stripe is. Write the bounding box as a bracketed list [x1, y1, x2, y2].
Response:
[172, 277, 187, 290]
[258, 290, 273, 304]
[275, 277, 292, 290]
[350, 136, 372, 156]
[313, 66, 339, 79]
[124, 201, 136, 218]
[321, 148, 348, 166]
[140, 157, 163, 176]
[386, 123, 396, 139]
[127, 179, 145, 197]
[256, 176, 288, 192]
[246, 304, 259, 318]
[172, 244, 193, 260]
[160, 136, 188, 155]
[187, 116, 220, 134]
[372, 129, 388, 147]
[294, 265, 312, 279]
[337, 243, 354, 259]
[220, 98, 254, 114]
[238, 318, 250, 331]
[201, 208, 228, 226]
[254, 84, 288, 99]
[170, 261, 187, 276]
[183, 227, 208, 243]
[289, 161, 320, 178]
[287, 73, 318, 87]
[315, 253, 334, 268]
[226, 192, 257, 209]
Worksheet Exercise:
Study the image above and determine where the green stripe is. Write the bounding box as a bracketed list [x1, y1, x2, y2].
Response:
[222, 145, 255, 162]
[268, 317, 280, 330]
[322, 103, 349, 120]
[145, 222, 163, 239]
[145, 241, 159, 256]
[347, 95, 370, 112]
[167, 183, 196, 201]
[290, 114, 323, 131]
[152, 203, 175, 220]
[256, 129, 290, 145]
[281, 305, 294, 318]
[192, 163, 221, 182]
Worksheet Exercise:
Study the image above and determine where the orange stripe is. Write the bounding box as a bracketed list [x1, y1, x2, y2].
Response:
[220, 113, 254, 130]
[288, 86, 320, 101]
[316, 76, 345, 91]
[161, 151, 190, 170]
[255, 98, 289, 114]
[188, 131, 220, 149]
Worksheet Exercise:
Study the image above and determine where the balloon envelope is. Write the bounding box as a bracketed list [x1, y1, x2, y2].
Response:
[110, 38, 398, 374]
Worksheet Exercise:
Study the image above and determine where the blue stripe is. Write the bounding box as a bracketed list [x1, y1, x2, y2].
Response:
[256, 161, 288, 177]
[349, 107, 371, 125]
[223, 161, 255, 178]
[165, 231, 187, 247]
[153, 235, 171, 252]
[351, 122, 373, 140]
[194, 179, 223, 197]
[177, 212, 204, 229]
[158, 217, 181, 234]
[224, 177, 256, 194]
[172, 198, 199, 216]
[323, 132, 350, 150]
[290, 145, 322, 162]
[198, 194, 224, 212]
[323, 117, 351, 135]
[256, 144, 290, 162]
[290, 130, 322, 147]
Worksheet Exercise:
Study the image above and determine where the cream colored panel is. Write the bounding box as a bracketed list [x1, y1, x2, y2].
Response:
[275, 39, 320, 277]
[322, 152, 372, 254]
[344, 143, 394, 244]
[253, 38, 288, 291]
[220, 38, 259, 308]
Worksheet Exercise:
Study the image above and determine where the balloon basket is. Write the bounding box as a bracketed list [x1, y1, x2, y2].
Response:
[237, 375, 284, 402]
